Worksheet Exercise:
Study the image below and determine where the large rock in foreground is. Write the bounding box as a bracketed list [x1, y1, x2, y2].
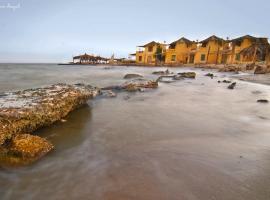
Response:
[0, 83, 100, 166]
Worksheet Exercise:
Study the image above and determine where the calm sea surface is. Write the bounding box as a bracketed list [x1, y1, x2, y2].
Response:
[1, 64, 270, 200]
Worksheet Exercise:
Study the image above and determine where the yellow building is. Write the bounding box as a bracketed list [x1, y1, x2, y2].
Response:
[193, 35, 225, 64]
[165, 37, 197, 64]
[135, 41, 167, 65]
[228, 35, 269, 64]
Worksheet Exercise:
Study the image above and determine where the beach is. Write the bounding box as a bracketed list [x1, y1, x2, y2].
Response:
[1, 64, 270, 200]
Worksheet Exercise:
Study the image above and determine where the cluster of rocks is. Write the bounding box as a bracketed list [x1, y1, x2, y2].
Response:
[152, 69, 172, 75]
[151, 70, 196, 83]
[103, 77, 158, 93]
[0, 83, 100, 166]
[2, 67, 269, 167]
[254, 65, 270, 74]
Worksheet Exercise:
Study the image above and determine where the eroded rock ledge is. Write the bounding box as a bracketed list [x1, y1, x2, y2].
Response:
[0, 83, 100, 166]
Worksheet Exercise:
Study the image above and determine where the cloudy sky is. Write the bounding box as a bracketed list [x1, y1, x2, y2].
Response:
[0, 0, 269, 63]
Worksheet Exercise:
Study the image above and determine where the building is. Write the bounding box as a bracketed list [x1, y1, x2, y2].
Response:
[73, 53, 108, 64]
[193, 35, 225, 64]
[135, 41, 167, 65]
[165, 37, 197, 64]
[133, 35, 269, 66]
[228, 35, 269, 64]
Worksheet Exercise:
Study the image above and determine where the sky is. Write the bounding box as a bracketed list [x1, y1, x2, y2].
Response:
[0, 0, 270, 63]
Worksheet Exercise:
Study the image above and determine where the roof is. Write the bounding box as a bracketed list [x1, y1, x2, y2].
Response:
[138, 41, 166, 47]
[73, 53, 108, 61]
[199, 35, 224, 44]
[73, 53, 93, 59]
[169, 37, 194, 46]
[230, 35, 268, 44]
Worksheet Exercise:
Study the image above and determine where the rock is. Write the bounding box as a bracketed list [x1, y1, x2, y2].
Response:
[228, 82, 236, 89]
[152, 69, 172, 75]
[254, 65, 270, 74]
[257, 99, 269, 103]
[246, 63, 255, 70]
[8, 134, 54, 159]
[61, 119, 67, 123]
[173, 75, 185, 80]
[223, 80, 231, 83]
[0, 83, 100, 165]
[219, 65, 241, 72]
[205, 73, 214, 79]
[156, 76, 176, 83]
[177, 72, 196, 79]
[218, 81, 221, 83]
[122, 79, 158, 92]
[123, 74, 143, 79]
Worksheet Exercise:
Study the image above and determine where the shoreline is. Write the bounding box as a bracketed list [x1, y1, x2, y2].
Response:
[0, 66, 269, 167]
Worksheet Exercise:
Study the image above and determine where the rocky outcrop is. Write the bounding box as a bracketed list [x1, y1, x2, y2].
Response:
[0, 83, 100, 166]
[152, 69, 172, 75]
[254, 65, 270, 74]
[219, 65, 242, 72]
[156, 72, 196, 83]
[177, 72, 196, 79]
[103, 78, 158, 92]
[122, 79, 158, 92]
[205, 73, 214, 79]
[123, 74, 143, 79]
[228, 82, 237, 90]
[257, 99, 269, 103]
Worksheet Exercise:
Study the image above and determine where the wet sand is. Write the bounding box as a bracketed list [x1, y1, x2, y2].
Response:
[1, 64, 270, 200]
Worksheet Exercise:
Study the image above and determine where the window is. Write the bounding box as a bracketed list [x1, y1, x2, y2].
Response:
[201, 54, 206, 61]
[148, 46, 153, 52]
[139, 56, 142, 62]
[235, 53, 240, 61]
[171, 55, 176, 62]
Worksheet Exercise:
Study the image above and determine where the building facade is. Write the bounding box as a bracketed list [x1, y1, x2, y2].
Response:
[135, 41, 167, 65]
[165, 37, 197, 65]
[133, 35, 269, 66]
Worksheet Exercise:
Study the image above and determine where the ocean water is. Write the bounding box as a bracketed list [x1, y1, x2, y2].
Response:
[1, 64, 270, 200]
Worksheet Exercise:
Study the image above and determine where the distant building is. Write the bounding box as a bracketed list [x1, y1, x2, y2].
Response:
[73, 53, 109, 64]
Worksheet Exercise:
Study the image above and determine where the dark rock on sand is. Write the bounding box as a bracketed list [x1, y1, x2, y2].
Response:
[205, 73, 214, 79]
[228, 82, 237, 89]
[257, 99, 269, 103]
[152, 69, 172, 75]
[223, 80, 232, 83]
[177, 72, 196, 79]
[123, 74, 143, 79]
